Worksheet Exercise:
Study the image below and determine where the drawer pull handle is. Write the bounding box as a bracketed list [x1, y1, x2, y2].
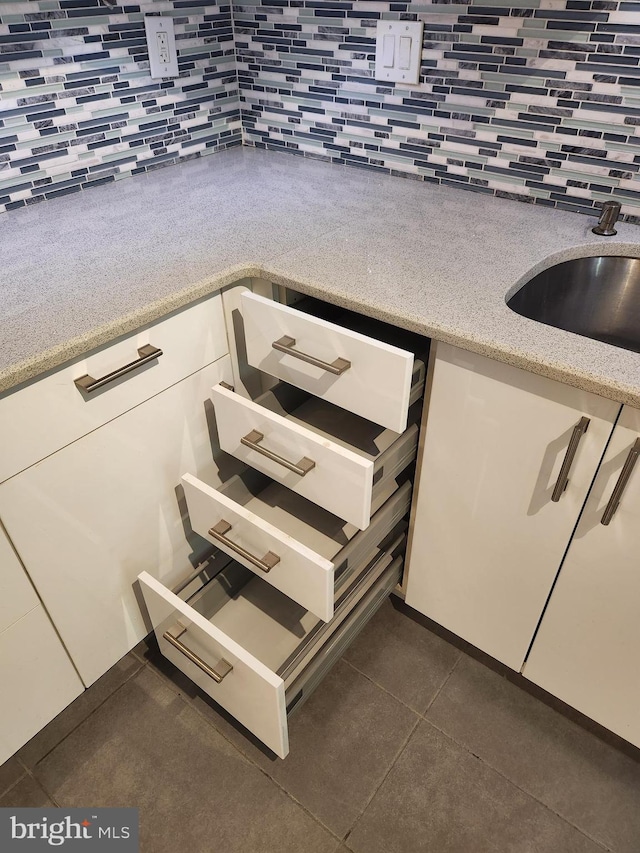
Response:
[601, 437, 640, 526]
[241, 429, 316, 476]
[551, 416, 590, 502]
[163, 630, 233, 683]
[272, 335, 351, 376]
[74, 344, 163, 393]
[209, 519, 280, 573]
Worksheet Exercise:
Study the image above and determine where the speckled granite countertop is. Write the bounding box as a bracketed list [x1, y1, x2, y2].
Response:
[1, 146, 639, 403]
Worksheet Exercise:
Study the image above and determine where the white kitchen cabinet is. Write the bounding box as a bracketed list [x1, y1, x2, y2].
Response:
[0, 357, 234, 687]
[0, 521, 39, 633]
[405, 342, 620, 670]
[0, 295, 228, 484]
[135, 284, 424, 756]
[523, 404, 640, 748]
[0, 524, 83, 764]
[0, 281, 424, 761]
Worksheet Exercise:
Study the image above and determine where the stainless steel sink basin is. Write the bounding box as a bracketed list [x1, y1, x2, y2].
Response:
[507, 256, 640, 354]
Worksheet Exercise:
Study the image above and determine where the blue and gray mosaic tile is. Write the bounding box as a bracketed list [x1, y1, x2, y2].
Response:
[1, 0, 639, 218]
[236, 0, 640, 220]
[0, 1, 241, 212]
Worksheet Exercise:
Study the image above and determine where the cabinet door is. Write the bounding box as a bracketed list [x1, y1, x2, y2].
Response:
[405, 343, 620, 670]
[523, 405, 640, 747]
[0, 522, 38, 633]
[0, 358, 234, 687]
[0, 520, 82, 763]
[0, 605, 83, 765]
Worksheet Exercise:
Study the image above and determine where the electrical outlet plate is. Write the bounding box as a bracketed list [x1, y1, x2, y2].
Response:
[144, 15, 180, 80]
[374, 21, 423, 85]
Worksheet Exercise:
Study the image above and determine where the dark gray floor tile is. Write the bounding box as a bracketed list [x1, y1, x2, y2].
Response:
[18, 652, 143, 769]
[32, 667, 337, 853]
[189, 659, 419, 838]
[342, 598, 462, 712]
[426, 655, 640, 853]
[0, 756, 25, 798]
[347, 720, 605, 853]
[0, 774, 54, 808]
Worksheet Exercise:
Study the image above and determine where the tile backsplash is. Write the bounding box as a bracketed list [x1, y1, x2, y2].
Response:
[1, 0, 639, 219]
[237, 0, 640, 221]
[0, 1, 241, 212]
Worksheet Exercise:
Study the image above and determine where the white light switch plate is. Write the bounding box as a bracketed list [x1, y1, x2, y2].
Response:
[144, 15, 180, 80]
[375, 21, 423, 85]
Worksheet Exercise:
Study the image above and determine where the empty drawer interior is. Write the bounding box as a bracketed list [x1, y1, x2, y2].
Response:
[177, 525, 406, 693]
[213, 470, 412, 601]
[285, 293, 430, 364]
[251, 382, 423, 500]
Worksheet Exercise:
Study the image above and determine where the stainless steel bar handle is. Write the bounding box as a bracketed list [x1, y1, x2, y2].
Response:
[74, 344, 163, 393]
[163, 630, 233, 683]
[209, 519, 280, 573]
[601, 438, 640, 526]
[551, 416, 590, 502]
[272, 335, 351, 376]
[241, 429, 316, 476]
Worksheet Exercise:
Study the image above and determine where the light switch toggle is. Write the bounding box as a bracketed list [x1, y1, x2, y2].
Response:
[383, 34, 395, 68]
[398, 36, 412, 70]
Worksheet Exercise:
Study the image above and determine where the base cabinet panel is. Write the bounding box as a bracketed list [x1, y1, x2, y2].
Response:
[0, 358, 234, 687]
[0, 605, 83, 765]
[0, 523, 39, 634]
[523, 404, 640, 748]
[405, 343, 620, 670]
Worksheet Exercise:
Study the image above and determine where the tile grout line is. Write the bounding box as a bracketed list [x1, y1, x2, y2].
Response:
[21, 657, 146, 781]
[423, 651, 464, 716]
[0, 768, 28, 802]
[341, 713, 422, 848]
[338, 653, 465, 846]
[140, 663, 345, 845]
[423, 716, 614, 853]
[11, 762, 62, 809]
[341, 646, 463, 719]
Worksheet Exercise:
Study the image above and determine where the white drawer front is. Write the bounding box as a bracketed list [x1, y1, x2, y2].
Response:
[182, 473, 412, 621]
[0, 294, 228, 483]
[182, 473, 334, 621]
[138, 571, 288, 759]
[139, 546, 403, 759]
[212, 384, 374, 528]
[241, 292, 415, 433]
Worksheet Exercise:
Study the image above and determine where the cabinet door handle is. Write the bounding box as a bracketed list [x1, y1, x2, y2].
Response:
[74, 344, 163, 393]
[208, 519, 280, 573]
[163, 630, 233, 683]
[272, 335, 351, 376]
[241, 429, 316, 476]
[551, 416, 590, 502]
[601, 437, 640, 526]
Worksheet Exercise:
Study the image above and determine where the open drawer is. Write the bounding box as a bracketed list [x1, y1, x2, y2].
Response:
[241, 291, 426, 433]
[138, 534, 404, 758]
[211, 376, 422, 529]
[182, 467, 412, 621]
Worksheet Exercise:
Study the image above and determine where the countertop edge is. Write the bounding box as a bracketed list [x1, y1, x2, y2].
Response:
[2, 257, 640, 411]
[0, 262, 263, 395]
